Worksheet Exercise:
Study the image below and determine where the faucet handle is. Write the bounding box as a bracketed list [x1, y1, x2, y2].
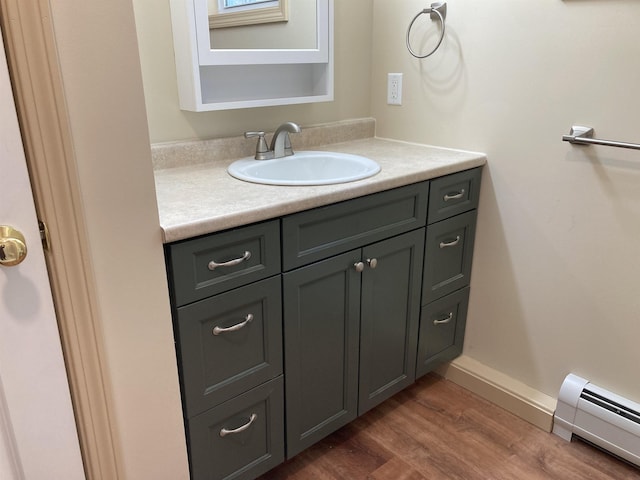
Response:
[245, 131, 271, 160]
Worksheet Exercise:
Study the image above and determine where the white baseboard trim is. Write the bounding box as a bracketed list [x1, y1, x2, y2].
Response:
[435, 355, 556, 432]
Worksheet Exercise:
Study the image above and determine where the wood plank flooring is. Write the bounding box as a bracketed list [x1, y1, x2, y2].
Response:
[259, 373, 639, 479]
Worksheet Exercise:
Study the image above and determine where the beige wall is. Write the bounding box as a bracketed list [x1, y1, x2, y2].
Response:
[48, 1, 189, 478]
[132, 0, 373, 143]
[44, 0, 640, 477]
[371, 0, 640, 402]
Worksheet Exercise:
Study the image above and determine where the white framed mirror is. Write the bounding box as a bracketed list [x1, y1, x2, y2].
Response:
[195, 0, 329, 65]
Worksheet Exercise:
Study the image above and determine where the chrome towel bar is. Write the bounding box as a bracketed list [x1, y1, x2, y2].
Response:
[562, 125, 640, 151]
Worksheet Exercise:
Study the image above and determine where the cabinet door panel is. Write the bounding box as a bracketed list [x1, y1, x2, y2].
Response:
[359, 229, 424, 415]
[423, 210, 477, 304]
[417, 287, 469, 378]
[283, 251, 361, 458]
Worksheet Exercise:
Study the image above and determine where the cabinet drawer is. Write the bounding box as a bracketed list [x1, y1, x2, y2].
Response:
[428, 167, 481, 224]
[176, 276, 282, 417]
[416, 287, 469, 378]
[422, 210, 477, 304]
[188, 377, 284, 480]
[282, 182, 429, 270]
[167, 220, 280, 306]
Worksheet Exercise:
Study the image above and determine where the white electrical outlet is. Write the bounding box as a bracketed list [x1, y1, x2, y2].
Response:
[387, 73, 403, 105]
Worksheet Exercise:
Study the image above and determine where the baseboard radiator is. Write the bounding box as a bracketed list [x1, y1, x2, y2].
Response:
[553, 374, 640, 467]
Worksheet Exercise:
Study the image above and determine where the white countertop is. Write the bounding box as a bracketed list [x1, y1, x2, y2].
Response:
[154, 137, 486, 243]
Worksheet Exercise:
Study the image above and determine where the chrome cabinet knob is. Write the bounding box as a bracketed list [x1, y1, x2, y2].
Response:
[366, 258, 378, 269]
[354, 261, 365, 272]
[0, 226, 28, 267]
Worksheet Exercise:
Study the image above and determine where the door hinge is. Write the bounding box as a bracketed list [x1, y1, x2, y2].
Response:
[38, 220, 51, 251]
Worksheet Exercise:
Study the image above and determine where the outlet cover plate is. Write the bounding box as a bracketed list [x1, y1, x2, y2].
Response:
[387, 73, 403, 105]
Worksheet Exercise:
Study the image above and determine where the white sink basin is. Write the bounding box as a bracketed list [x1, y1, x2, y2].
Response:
[227, 151, 381, 186]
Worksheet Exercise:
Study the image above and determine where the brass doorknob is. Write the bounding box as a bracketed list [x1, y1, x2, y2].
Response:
[0, 226, 28, 267]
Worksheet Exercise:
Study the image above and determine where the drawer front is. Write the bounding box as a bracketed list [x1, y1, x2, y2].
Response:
[188, 377, 284, 480]
[416, 287, 469, 378]
[176, 276, 283, 418]
[167, 220, 280, 306]
[428, 167, 481, 224]
[422, 210, 477, 304]
[282, 182, 429, 271]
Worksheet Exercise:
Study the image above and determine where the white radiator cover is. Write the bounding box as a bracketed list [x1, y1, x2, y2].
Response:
[553, 374, 640, 467]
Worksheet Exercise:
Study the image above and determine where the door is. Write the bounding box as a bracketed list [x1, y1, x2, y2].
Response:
[358, 229, 424, 415]
[0, 31, 85, 480]
[283, 250, 361, 459]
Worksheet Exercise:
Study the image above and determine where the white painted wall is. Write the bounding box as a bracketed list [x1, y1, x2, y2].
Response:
[370, 0, 640, 402]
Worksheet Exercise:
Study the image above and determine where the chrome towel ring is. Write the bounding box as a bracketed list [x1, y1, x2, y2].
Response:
[406, 2, 447, 59]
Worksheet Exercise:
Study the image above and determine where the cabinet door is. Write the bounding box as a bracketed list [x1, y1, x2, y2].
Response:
[359, 229, 424, 415]
[283, 250, 361, 458]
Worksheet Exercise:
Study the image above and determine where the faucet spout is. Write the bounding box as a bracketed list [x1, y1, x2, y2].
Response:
[270, 122, 301, 158]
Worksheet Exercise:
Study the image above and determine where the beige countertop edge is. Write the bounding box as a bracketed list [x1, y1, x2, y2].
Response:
[156, 138, 487, 244]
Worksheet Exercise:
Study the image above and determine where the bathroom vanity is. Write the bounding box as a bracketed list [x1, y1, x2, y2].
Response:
[156, 136, 485, 479]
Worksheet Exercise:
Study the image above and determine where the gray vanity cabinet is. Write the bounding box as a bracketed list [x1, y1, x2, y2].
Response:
[165, 168, 482, 479]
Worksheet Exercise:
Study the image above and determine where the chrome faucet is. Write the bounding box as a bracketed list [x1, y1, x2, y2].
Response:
[245, 121, 301, 160]
[270, 121, 301, 159]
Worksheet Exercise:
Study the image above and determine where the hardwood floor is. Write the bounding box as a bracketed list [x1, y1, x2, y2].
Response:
[259, 374, 639, 479]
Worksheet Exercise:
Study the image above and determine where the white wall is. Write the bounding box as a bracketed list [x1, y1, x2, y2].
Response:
[371, 0, 640, 402]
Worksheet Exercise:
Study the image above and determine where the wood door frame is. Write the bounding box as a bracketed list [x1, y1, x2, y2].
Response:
[0, 1, 119, 478]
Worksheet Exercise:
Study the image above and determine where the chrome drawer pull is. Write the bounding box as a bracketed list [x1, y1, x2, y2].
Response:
[219, 413, 258, 437]
[433, 313, 453, 325]
[213, 314, 254, 335]
[208, 250, 251, 271]
[443, 189, 465, 201]
[439, 235, 461, 248]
